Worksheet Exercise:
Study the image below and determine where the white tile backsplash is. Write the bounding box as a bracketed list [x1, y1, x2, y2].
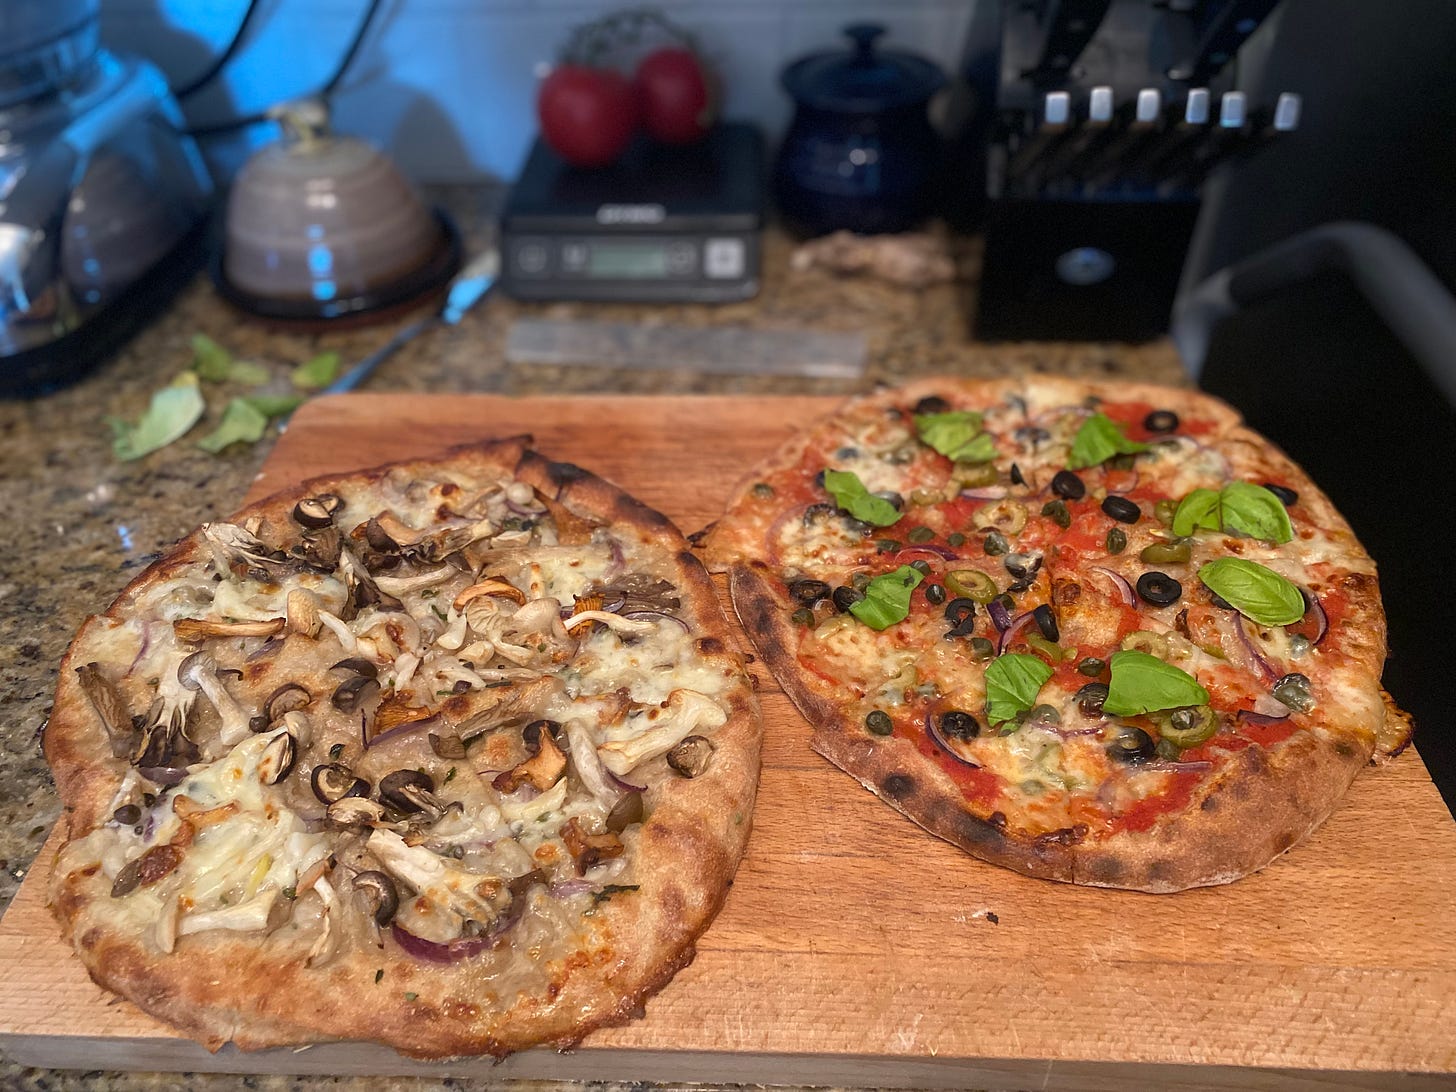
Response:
[101, 0, 978, 183]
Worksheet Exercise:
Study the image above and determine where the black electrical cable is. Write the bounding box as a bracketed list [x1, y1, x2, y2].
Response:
[181, 0, 386, 138]
[171, 0, 264, 99]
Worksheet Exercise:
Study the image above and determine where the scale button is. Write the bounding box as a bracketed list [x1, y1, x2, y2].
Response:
[667, 241, 697, 275]
[516, 241, 549, 275]
[561, 243, 589, 272]
[704, 238, 745, 279]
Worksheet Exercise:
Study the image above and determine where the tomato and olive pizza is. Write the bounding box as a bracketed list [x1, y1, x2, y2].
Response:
[704, 377, 1410, 892]
[45, 438, 760, 1057]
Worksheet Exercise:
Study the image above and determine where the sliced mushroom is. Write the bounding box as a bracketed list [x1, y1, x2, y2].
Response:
[351, 870, 399, 927]
[331, 674, 381, 714]
[257, 730, 297, 785]
[379, 769, 439, 814]
[292, 526, 343, 572]
[263, 682, 312, 724]
[563, 611, 655, 637]
[453, 578, 527, 610]
[667, 735, 716, 778]
[327, 796, 386, 826]
[373, 565, 456, 597]
[560, 817, 625, 876]
[493, 718, 568, 794]
[605, 791, 644, 833]
[286, 589, 321, 638]
[75, 662, 135, 757]
[428, 732, 467, 759]
[367, 512, 428, 551]
[110, 844, 183, 897]
[293, 493, 343, 529]
[177, 649, 253, 745]
[174, 617, 285, 643]
[311, 762, 369, 804]
[330, 657, 379, 678]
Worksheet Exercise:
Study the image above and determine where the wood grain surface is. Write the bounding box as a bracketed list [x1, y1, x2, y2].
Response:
[5, 392, 1456, 1089]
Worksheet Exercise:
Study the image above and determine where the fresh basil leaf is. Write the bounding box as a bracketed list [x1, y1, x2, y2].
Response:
[1067, 413, 1148, 470]
[191, 334, 233, 382]
[1172, 488, 1221, 536]
[848, 565, 924, 630]
[914, 411, 995, 463]
[1198, 557, 1304, 625]
[823, 469, 902, 527]
[110, 373, 206, 461]
[1104, 650, 1210, 716]
[198, 398, 270, 453]
[1219, 481, 1293, 543]
[241, 393, 306, 419]
[291, 351, 340, 390]
[984, 652, 1054, 727]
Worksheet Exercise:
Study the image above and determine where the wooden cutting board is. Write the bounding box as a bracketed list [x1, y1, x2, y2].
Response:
[6, 393, 1456, 1090]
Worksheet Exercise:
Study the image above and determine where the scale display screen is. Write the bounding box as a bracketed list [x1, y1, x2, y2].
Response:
[585, 243, 670, 279]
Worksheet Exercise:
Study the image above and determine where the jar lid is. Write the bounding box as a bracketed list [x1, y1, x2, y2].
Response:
[781, 24, 945, 113]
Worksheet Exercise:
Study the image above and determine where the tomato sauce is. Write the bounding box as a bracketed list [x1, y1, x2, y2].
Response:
[1110, 770, 1199, 833]
[910, 728, 1002, 807]
[1099, 399, 1217, 441]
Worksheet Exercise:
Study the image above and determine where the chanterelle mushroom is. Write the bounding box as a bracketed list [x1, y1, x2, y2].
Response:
[598, 688, 727, 776]
[493, 720, 567, 793]
[177, 649, 253, 746]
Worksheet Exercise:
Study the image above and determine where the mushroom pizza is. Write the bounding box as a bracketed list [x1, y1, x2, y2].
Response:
[46, 438, 760, 1057]
[702, 377, 1411, 892]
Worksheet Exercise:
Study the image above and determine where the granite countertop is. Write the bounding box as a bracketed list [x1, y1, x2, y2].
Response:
[0, 184, 1186, 1089]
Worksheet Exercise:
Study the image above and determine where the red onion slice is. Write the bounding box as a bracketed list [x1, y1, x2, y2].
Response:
[1237, 709, 1289, 727]
[924, 711, 979, 767]
[137, 765, 189, 787]
[607, 769, 646, 793]
[391, 903, 523, 964]
[997, 610, 1036, 654]
[549, 879, 596, 898]
[1088, 566, 1135, 607]
[893, 544, 959, 563]
[1130, 759, 1214, 774]
[1233, 614, 1280, 684]
[622, 610, 691, 633]
[1298, 587, 1330, 645]
[960, 487, 1008, 501]
[987, 599, 1012, 632]
[365, 714, 440, 751]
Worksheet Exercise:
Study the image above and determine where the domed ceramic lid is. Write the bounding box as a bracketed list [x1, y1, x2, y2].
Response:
[781, 24, 945, 114]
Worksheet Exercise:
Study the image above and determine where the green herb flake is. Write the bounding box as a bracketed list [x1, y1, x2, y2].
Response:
[1103, 649, 1210, 715]
[291, 351, 340, 391]
[914, 411, 997, 463]
[241, 393, 305, 419]
[984, 652, 1054, 727]
[108, 373, 206, 461]
[1173, 482, 1292, 543]
[823, 469, 902, 527]
[404, 992, 418, 1002]
[329, 742, 345, 759]
[197, 398, 270, 453]
[1068, 413, 1148, 470]
[848, 565, 924, 630]
[445, 766, 457, 783]
[282, 885, 296, 900]
[431, 605, 448, 621]
[1198, 557, 1305, 625]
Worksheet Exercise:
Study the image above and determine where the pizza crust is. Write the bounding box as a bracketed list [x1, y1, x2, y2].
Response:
[46, 439, 762, 1058]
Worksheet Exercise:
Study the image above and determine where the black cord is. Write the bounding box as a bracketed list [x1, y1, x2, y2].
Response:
[182, 0, 386, 138]
[171, 0, 264, 99]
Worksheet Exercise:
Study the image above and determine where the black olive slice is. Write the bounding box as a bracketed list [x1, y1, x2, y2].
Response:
[1051, 469, 1086, 500]
[1136, 571, 1183, 607]
[832, 585, 863, 613]
[789, 579, 832, 603]
[1106, 725, 1156, 763]
[1144, 410, 1179, 433]
[913, 395, 950, 415]
[1076, 682, 1110, 716]
[1032, 604, 1060, 641]
[1263, 482, 1299, 506]
[1101, 496, 1141, 524]
[938, 710, 979, 739]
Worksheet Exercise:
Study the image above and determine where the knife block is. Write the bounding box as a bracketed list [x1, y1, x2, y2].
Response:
[975, 196, 1200, 342]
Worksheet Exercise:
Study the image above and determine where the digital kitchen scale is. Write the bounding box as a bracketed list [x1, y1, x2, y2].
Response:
[501, 121, 764, 303]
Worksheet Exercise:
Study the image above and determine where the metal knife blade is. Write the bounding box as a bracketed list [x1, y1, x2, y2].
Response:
[1080, 88, 1163, 193]
[1034, 85, 1114, 192]
[1006, 91, 1072, 195]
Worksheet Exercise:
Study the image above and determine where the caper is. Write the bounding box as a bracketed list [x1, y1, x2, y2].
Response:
[1019, 779, 1046, 797]
[789, 579, 832, 603]
[1272, 672, 1315, 713]
[1010, 463, 1026, 487]
[1140, 541, 1191, 565]
[887, 444, 918, 465]
[946, 569, 998, 603]
[907, 526, 935, 544]
[851, 572, 871, 591]
[865, 710, 894, 736]
[1154, 499, 1178, 526]
[910, 488, 945, 506]
[751, 482, 775, 499]
[874, 490, 906, 511]
[791, 607, 814, 626]
[1077, 657, 1107, 677]
[938, 710, 979, 739]
[908, 559, 932, 576]
[1110, 453, 1137, 471]
[1105, 527, 1128, 554]
[947, 532, 967, 547]
[969, 637, 996, 661]
[832, 585, 864, 612]
[983, 530, 1009, 556]
[1076, 682, 1110, 716]
[1041, 499, 1071, 529]
[1026, 703, 1061, 726]
[924, 583, 947, 606]
[876, 539, 900, 553]
[1288, 634, 1311, 659]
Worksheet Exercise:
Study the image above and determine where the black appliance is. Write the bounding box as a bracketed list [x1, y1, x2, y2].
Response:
[500, 122, 763, 304]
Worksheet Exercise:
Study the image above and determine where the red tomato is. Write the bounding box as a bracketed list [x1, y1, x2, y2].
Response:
[633, 47, 715, 145]
[537, 65, 638, 168]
